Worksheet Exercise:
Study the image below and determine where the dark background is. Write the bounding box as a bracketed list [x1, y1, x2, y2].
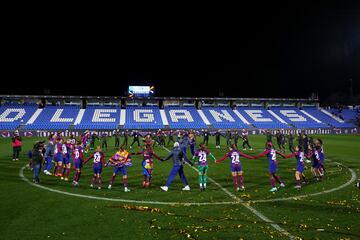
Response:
[2, 3, 360, 104]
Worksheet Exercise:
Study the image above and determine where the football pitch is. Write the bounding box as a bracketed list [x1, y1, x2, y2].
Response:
[0, 135, 359, 240]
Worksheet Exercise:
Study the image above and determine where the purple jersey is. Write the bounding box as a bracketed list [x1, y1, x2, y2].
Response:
[228, 150, 241, 166]
[295, 151, 305, 172]
[73, 146, 84, 161]
[315, 148, 325, 163]
[265, 148, 278, 173]
[266, 148, 278, 166]
[61, 144, 71, 158]
[194, 150, 210, 166]
[54, 143, 62, 155]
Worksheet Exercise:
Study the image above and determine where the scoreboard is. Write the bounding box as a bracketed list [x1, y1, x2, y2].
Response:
[128, 86, 154, 97]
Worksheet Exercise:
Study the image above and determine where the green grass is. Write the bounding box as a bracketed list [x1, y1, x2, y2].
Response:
[0, 135, 359, 240]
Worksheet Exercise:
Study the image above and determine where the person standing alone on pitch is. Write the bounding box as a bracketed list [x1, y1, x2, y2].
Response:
[100, 133, 108, 152]
[130, 130, 140, 149]
[114, 130, 120, 149]
[287, 133, 295, 153]
[276, 130, 286, 153]
[226, 130, 232, 147]
[203, 129, 209, 146]
[167, 130, 175, 146]
[241, 129, 252, 150]
[160, 142, 194, 191]
[215, 130, 222, 148]
[11, 131, 22, 161]
[122, 130, 129, 147]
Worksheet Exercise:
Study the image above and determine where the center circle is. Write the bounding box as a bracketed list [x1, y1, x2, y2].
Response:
[19, 160, 356, 206]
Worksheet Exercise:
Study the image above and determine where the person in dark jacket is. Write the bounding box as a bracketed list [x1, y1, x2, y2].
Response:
[122, 130, 129, 147]
[167, 130, 175, 146]
[215, 130, 222, 149]
[31, 141, 45, 184]
[114, 130, 121, 149]
[203, 130, 209, 146]
[226, 130, 232, 147]
[130, 130, 140, 148]
[160, 142, 194, 191]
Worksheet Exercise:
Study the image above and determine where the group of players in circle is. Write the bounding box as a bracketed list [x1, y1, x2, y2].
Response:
[30, 129, 325, 193]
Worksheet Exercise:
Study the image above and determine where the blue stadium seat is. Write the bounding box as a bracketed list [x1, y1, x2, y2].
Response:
[25, 106, 80, 130]
[202, 107, 249, 129]
[302, 108, 356, 128]
[165, 107, 208, 129]
[0, 104, 38, 130]
[124, 106, 163, 129]
[269, 107, 327, 128]
[236, 107, 290, 129]
[75, 106, 120, 130]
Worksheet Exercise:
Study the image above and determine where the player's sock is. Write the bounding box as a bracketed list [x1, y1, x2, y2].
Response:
[91, 176, 96, 185]
[296, 179, 301, 186]
[232, 176, 238, 188]
[77, 171, 81, 182]
[63, 168, 68, 178]
[53, 166, 58, 175]
[273, 175, 282, 184]
[270, 178, 276, 187]
[73, 171, 78, 182]
[123, 178, 128, 187]
[110, 175, 115, 185]
[57, 166, 63, 176]
[142, 176, 147, 187]
[203, 175, 207, 185]
[302, 175, 307, 183]
[66, 168, 70, 178]
[239, 175, 244, 186]
[145, 177, 150, 187]
[46, 161, 52, 172]
[199, 175, 203, 185]
[98, 176, 102, 188]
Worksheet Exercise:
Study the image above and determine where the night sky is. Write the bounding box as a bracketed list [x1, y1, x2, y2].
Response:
[2, 3, 360, 102]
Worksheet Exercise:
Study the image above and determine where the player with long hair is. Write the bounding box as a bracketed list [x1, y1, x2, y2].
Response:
[83, 146, 106, 189]
[282, 145, 308, 188]
[131, 144, 161, 188]
[254, 142, 287, 192]
[215, 144, 254, 192]
[192, 144, 216, 191]
[72, 141, 84, 187]
[107, 146, 132, 192]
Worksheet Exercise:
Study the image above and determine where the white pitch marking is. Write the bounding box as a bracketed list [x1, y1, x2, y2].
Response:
[21, 146, 356, 240]
[246, 160, 356, 204]
[19, 165, 235, 206]
[162, 146, 296, 240]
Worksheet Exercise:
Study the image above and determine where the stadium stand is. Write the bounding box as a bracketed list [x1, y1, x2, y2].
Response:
[0, 99, 358, 130]
[236, 107, 291, 129]
[165, 106, 208, 129]
[0, 104, 38, 130]
[201, 107, 249, 129]
[124, 106, 164, 129]
[25, 106, 80, 130]
[330, 108, 359, 123]
[302, 107, 355, 128]
[75, 106, 120, 130]
[269, 107, 327, 128]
